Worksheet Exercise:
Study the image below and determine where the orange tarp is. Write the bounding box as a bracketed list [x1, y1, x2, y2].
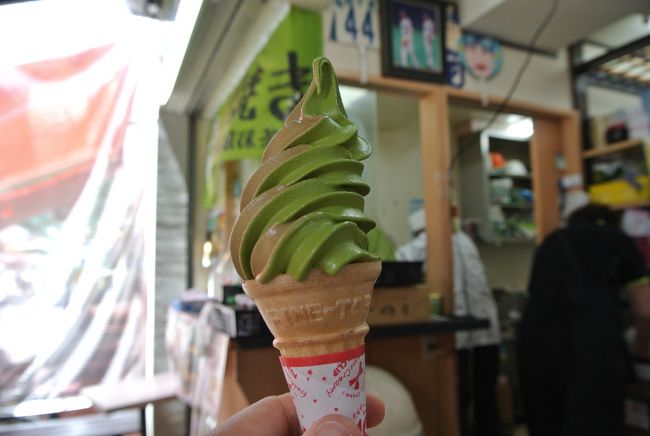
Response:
[0, 44, 131, 226]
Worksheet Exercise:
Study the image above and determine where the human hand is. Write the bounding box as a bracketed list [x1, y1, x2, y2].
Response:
[214, 393, 385, 436]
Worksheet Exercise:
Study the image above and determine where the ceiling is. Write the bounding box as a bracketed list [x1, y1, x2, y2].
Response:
[588, 13, 650, 49]
[460, 0, 650, 52]
[163, 0, 650, 115]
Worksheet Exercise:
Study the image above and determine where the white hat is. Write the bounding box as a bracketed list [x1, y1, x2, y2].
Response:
[505, 159, 528, 176]
[409, 209, 426, 233]
[561, 190, 590, 220]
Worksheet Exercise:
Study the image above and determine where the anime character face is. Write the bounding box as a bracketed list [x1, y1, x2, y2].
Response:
[459, 33, 502, 80]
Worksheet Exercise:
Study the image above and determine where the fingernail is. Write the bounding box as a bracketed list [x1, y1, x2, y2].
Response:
[314, 420, 354, 436]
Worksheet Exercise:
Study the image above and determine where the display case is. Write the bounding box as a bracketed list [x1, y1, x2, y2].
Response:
[582, 138, 650, 208]
[570, 35, 650, 209]
[458, 130, 536, 244]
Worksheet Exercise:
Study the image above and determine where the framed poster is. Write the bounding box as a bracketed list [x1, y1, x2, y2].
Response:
[379, 0, 446, 82]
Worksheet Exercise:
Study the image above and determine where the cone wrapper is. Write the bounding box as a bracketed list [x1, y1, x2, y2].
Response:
[281, 345, 367, 433]
[243, 261, 381, 434]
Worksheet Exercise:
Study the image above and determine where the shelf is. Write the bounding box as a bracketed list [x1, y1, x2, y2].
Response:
[610, 200, 650, 210]
[583, 69, 650, 96]
[480, 238, 536, 246]
[491, 202, 533, 210]
[582, 138, 644, 159]
[488, 173, 531, 180]
[573, 36, 650, 97]
[235, 315, 491, 349]
[368, 315, 490, 339]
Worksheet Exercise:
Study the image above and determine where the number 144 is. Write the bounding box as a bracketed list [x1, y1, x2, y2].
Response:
[328, 0, 378, 47]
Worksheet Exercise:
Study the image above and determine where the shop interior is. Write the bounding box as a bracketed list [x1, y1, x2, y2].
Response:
[2, 0, 650, 435]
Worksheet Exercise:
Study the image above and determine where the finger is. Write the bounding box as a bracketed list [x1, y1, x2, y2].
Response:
[277, 393, 302, 435]
[303, 414, 361, 436]
[366, 394, 385, 428]
[214, 394, 300, 436]
[282, 392, 385, 433]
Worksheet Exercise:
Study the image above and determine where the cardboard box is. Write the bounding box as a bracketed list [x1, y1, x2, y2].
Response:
[368, 285, 431, 325]
[589, 115, 608, 149]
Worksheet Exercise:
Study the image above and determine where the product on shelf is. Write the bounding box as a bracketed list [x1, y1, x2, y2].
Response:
[229, 57, 380, 434]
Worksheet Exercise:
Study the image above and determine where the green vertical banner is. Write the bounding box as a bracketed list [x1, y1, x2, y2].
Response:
[204, 8, 323, 208]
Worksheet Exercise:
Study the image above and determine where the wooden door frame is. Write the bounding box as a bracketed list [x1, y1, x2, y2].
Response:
[338, 72, 582, 309]
[338, 71, 582, 436]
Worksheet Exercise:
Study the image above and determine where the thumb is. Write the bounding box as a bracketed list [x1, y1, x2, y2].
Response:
[303, 415, 361, 436]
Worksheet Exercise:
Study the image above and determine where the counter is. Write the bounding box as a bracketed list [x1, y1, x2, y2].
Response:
[232, 315, 489, 436]
[235, 314, 489, 349]
[168, 298, 490, 436]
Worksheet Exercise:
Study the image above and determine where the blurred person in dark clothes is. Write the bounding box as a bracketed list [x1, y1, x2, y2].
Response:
[517, 203, 650, 436]
[452, 209, 502, 436]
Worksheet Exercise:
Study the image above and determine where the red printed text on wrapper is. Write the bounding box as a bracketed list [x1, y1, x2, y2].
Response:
[280, 346, 367, 435]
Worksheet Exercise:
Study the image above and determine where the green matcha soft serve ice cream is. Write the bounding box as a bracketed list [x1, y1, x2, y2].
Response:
[229, 57, 378, 283]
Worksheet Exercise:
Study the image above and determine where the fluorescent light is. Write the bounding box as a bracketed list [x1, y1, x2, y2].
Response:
[202, 240, 213, 268]
[505, 117, 534, 139]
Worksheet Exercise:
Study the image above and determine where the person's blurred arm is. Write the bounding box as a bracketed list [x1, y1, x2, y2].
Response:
[614, 230, 650, 355]
[626, 277, 650, 354]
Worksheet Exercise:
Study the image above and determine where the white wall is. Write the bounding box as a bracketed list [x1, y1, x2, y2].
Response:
[343, 90, 380, 221]
[373, 119, 423, 246]
[459, 0, 506, 27]
[462, 47, 572, 109]
[345, 90, 423, 247]
[326, 38, 573, 110]
[586, 85, 642, 117]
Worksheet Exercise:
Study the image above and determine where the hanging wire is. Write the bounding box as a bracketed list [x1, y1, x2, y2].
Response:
[448, 0, 560, 178]
[451, 1, 560, 434]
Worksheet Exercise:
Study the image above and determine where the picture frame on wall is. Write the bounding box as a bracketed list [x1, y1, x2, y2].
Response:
[379, 0, 446, 83]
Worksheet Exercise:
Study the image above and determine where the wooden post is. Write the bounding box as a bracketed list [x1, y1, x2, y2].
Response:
[419, 87, 453, 312]
[419, 87, 459, 436]
[530, 118, 561, 242]
[561, 111, 583, 188]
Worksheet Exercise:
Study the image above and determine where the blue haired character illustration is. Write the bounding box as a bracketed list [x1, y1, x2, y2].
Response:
[458, 33, 503, 81]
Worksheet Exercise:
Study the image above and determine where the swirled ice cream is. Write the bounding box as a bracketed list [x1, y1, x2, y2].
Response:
[230, 57, 378, 283]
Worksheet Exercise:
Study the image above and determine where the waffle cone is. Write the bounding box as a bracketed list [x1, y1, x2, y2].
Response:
[243, 261, 381, 357]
